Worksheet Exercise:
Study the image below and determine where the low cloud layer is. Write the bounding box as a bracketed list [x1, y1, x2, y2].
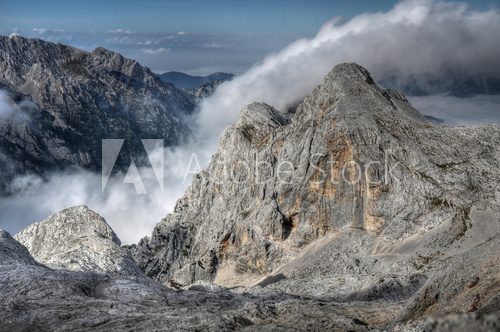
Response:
[409, 95, 500, 125]
[0, 147, 196, 244]
[0, 90, 32, 121]
[1, 0, 499, 243]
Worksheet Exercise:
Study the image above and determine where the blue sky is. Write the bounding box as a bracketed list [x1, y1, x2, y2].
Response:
[0, 0, 403, 35]
[1, 0, 499, 74]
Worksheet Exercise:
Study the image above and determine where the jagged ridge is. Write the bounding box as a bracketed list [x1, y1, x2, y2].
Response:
[0, 35, 196, 192]
[130, 63, 500, 319]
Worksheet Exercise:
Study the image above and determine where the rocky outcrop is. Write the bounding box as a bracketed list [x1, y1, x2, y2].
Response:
[15, 205, 144, 278]
[0, 35, 196, 192]
[187, 79, 225, 102]
[0, 229, 38, 266]
[131, 63, 500, 324]
[0, 219, 403, 331]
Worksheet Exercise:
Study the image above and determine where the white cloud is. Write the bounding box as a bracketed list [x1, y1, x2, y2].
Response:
[9, 27, 20, 38]
[32, 27, 48, 34]
[141, 47, 169, 55]
[109, 28, 132, 34]
[0, 90, 32, 121]
[409, 95, 500, 125]
[0, 145, 202, 244]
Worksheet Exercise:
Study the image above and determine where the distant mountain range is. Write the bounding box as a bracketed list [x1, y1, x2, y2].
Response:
[159, 71, 234, 89]
[159, 68, 500, 98]
[379, 70, 500, 97]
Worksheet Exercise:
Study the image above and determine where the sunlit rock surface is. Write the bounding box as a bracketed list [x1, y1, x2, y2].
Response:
[1, 63, 499, 331]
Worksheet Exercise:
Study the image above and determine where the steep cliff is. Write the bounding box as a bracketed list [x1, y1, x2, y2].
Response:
[0, 35, 195, 192]
[131, 64, 500, 317]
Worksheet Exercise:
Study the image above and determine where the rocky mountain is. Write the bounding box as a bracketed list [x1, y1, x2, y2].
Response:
[187, 79, 226, 103]
[128, 63, 499, 325]
[1, 222, 428, 331]
[3, 206, 498, 331]
[159, 71, 234, 89]
[0, 35, 196, 193]
[14, 205, 144, 278]
[1, 63, 499, 331]
[131, 63, 500, 287]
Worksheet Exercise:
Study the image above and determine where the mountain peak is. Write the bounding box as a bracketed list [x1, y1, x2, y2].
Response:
[237, 103, 289, 130]
[326, 62, 375, 85]
[134, 63, 500, 296]
[296, 62, 428, 125]
[0, 36, 196, 193]
[14, 206, 144, 277]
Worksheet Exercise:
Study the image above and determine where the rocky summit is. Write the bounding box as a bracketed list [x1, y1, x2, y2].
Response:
[0, 35, 196, 193]
[132, 63, 500, 290]
[14, 206, 144, 278]
[0, 63, 499, 331]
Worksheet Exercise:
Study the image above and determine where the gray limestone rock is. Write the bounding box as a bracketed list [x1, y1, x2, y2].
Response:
[0, 229, 38, 266]
[0, 35, 196, 192]
[133, 63, 500, 296]
[1, 62, 499, 331]
[15, 205, 144, 278]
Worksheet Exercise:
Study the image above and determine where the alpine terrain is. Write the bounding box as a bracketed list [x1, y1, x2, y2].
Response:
[0, 35, 196, 193]
[0, 63, 499, 331]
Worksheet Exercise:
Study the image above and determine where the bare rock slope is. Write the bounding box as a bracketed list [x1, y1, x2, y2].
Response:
[1, 63, 499, 331]
[14, 205, 144, 278]
[133, 63, 499, 282]
[0, 229, 38, 266]
[0, 35, 195, 192]
[0, 215, 416, 332]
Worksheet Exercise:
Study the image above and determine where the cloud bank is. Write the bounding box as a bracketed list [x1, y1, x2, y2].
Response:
[0, 148, 194, 244]
[409, 95, 500, 125]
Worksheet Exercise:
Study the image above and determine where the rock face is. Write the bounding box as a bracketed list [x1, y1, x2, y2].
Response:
[0, 35, 195, 192]
[131, 63, 500, 319]
[0, 213, 412, 332]
[0, 229, 37, 266]
[15, 205, 144, 278]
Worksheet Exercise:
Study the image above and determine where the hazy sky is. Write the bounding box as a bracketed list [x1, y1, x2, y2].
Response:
[1, 0, 499, 74]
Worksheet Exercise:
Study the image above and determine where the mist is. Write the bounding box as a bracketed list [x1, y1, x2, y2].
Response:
[0, 90, 33, 121]
[1, 0, 499, 244]
[409, 95, 500, 125]
[0, 146, 204, 244]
